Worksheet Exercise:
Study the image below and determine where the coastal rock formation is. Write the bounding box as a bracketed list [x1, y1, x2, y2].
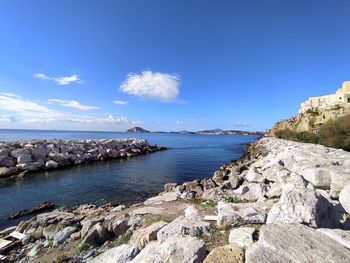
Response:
[270, 80, 350, 134]
[0, 138, 165, 177]
[2, 137, 350, 262]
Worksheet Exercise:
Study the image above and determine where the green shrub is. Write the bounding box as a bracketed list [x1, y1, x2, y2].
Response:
[296, 131, 318, 143]
[274, 128, 297, 140]
[78, 244, 90, 253]
[223, 194, 245, 203]
[318, 115, 350, 151]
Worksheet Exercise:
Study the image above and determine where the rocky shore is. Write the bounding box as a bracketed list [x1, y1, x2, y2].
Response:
[1, 137, 350, 262]
[0, 138, 165, 178]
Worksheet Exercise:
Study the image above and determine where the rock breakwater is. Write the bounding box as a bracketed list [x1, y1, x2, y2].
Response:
[1, 137, 350, 262]
[0, 138, 165, 178]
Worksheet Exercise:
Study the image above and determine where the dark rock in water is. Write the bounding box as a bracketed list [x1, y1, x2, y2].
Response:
[127, 127, 150, 133]
[8, 201, 54, 219]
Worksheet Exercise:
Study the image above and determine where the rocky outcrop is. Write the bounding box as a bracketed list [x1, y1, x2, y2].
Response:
[246, 223, 350, 263]
[0, 138, 165, 177]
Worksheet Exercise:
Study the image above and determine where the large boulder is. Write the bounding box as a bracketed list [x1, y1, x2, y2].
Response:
[301, 167, 332, 189]
[130, 221, 167, 249]
[53, 226, 77, 246]
[131, 237, 206, 263]
[229, 183, 266, 202]
[82, 223, 112, 247]
[246, 223, 350, 263]
[330, 170, 350, 199]
[339, 184, 350, 214]
[157, 215, 210, 243]
[316, 228, 350, 250]
[217, 201, 267, 227]
[88, 244, 139, 263]
[266, 173, 332, 228]
[203, 244, 244, 263]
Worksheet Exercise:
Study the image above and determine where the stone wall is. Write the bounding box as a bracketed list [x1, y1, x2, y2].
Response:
[0, 138, 165, 177]
[299, 81, 350, 114]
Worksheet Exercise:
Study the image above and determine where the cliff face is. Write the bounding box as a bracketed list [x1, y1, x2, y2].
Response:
[270, 81, 350, 135]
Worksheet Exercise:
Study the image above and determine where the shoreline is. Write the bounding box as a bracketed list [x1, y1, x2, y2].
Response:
[0, 138, 166, 178]
[1, 137, 350, 262]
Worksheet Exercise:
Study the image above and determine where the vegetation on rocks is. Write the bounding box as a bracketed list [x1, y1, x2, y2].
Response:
[274, 114, 350, 151]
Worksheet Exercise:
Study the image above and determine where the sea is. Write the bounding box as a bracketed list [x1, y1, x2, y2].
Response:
[0, 129, 260, 229]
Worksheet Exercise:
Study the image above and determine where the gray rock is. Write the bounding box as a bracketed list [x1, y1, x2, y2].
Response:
[246, 223, 350, 263]
[10, 148, 29, 158]
[217, 201, 267, 227]
[53, 226, 77, 246]
[82, 223, 112, 247]
[17, 153, 32, 164]
[245, 167, 265, 183]
[131, 237, 206, 263]
[266, 176, 332, 228]
[43, 224, 59, 240]
[330, 170, 350, 199]
[339, 184, 350, 214]
[230, 183, 266, 202]
[0, 157, 15, 167]
[45, 160, 59, 169]
[31, 147, 47, 160]
[157, 215, 210, 243]
[301, 167, 332, 189]
[88, 244, 139, 263]
[317, 228, 350, 250]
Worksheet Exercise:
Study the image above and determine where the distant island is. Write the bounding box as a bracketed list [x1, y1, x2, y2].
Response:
[126, 127, 151, 133]
[127, 127, 263, 135]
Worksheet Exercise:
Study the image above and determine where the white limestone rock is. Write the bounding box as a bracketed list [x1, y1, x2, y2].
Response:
[131, 237, 206, 263]
[317, 228, 350, 250]
[246, 223, 350, 263]
[229, 227, 255, 248]
[88, 244, 139, 263]
[53, 226, 77, 246]
[157, 215, 210, 243]
[217, 201, 267, 227]
[339, 184, 350, 214]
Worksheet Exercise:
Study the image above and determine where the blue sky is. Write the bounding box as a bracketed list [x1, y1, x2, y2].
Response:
[0, 0, 349, 132]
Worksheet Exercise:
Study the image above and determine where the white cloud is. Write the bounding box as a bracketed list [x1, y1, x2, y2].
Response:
[33, 73, 82, 86]
[48, 99, 99, 111]
[0, 93, 140, 128]
[0, 115, 16, 123]
[120, 70, 180, 102]
[113, 100, 129, 105]
[176, 120, 184, 125]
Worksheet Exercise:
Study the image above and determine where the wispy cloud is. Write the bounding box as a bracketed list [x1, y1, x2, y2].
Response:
[0, 92, 140, 127]
[0, 115, 16, 123]
[48, 99, 99, 111]
[176, 120, 184, 125]
[113, 100, 129, 105]
[120, 70, 180, 102]
[33, 73, 82, 85]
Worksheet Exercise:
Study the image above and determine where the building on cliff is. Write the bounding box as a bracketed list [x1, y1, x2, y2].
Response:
[299, 81, 350, 114]
[269, 80, 350, 135]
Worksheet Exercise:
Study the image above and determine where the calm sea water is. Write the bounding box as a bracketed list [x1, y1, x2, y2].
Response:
[0, 129, 259, 229]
